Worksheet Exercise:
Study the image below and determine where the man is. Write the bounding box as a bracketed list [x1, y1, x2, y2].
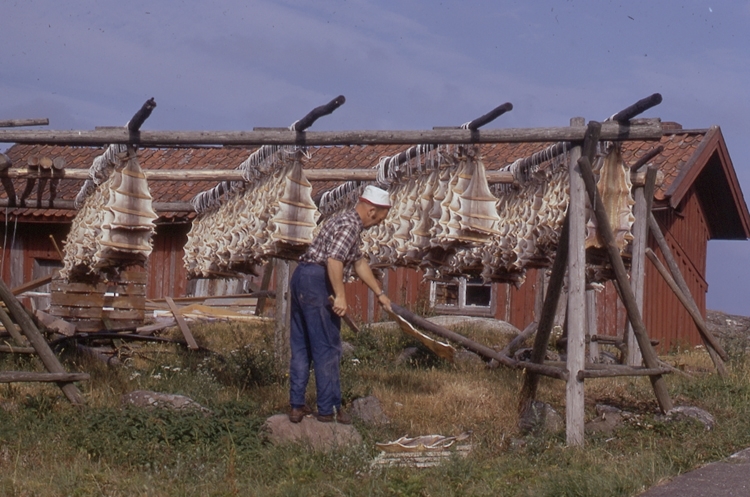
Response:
[288, 185, 392, 424]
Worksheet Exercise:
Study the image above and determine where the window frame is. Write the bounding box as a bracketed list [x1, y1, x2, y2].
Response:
[429, 276, 496, 317]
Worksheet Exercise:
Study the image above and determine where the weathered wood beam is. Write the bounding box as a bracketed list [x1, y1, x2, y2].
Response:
[464, 102, 513, 130]
[0, 345, 35, 354]
[165, 296, 199, 350]
[0, 371, 89, 383]
[609, 93, 663, 122]
[0, 121, 663, 146]
[578, 133, 672, 413]
[0, 166, 657, 185]
[0, 305, 27, 346]
[0, 278, 85, 404]
[578, 366, 672, 380]
[0, 118, 49, 128]
[629, 145, 664, 171]
[391, 303, 568, 380]
[0, 198, 194, 212]
[291, 95, 346, 131]
[128, 98, 157, 133]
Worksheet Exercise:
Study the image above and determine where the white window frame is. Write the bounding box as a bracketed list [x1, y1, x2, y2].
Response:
[429, 276, 495, 317]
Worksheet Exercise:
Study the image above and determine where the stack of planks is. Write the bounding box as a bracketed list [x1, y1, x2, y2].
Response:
[49, 271, 147, 332]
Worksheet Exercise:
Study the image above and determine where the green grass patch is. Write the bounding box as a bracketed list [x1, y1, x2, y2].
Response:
[1, 321, 750, 496]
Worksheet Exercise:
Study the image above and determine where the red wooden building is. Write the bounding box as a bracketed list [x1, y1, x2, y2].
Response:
[2, 122, 748, 350]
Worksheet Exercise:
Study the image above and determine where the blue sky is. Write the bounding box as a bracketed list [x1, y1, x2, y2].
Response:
[2, 0, 749, 314]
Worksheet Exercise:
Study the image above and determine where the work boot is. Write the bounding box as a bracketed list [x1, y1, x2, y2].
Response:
[289, 405, 313, 423]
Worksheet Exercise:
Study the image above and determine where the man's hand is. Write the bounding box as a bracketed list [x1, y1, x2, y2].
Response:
[332, 294, 348, 316]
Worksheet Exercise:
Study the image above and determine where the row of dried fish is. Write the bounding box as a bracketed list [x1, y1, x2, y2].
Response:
[61, 145, 157, 280]
[184, 151, 319, 277]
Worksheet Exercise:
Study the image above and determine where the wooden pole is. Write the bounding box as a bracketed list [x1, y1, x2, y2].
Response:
[647, 213, 729, 363]
[0, 121, 663, 147]
[0, 166, 654, 185]
[165, 296, 199, 350]
[0, 119, 49, 128]
[391, 303, 568, 380]
[624, 168, 657, 365]
[0, 306, 26, 346]
[645, 249, 728, 377]
[274, 259, 291, 369]
[254, 263, 275, 317]
[578, 137, 672, 413]
[0, 372, 89, 383]
[0, 277, 84, 404]
[566, 123, 588, 446]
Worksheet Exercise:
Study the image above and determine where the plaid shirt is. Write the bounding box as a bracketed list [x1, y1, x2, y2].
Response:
[300, 209, 364, 268]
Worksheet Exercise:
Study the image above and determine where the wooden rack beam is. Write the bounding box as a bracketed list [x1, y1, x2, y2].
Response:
[0, 118, 49, 128]
[0, 371, 89, 383]
[0, 166, 657, 185]
[0, 121, 663, 147]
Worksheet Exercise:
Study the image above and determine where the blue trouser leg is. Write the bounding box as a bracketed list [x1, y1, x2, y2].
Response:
[288, 263, 342, 415]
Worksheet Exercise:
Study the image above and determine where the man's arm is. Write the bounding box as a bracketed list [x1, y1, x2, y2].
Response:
[327, 258, 348, 316]
[353, 258, 392, 312]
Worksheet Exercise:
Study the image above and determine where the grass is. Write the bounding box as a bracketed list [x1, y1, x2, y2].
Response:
[1, 320, 750, 496]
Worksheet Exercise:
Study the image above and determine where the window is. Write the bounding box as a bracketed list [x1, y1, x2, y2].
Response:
[430, 277, 495, 316]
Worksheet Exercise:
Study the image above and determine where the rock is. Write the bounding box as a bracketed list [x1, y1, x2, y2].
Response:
[426, 316, 520, 336]
[519, 401, 564, 434]
[121, 390, 211, 413]
[454, 349, 484, 367]
[395, 347, 419, 365]
[658, 405, 715, 430]
[370, 316, 519, 336]
[341, 340, 356, 358]
[262, 414, 362, 451]
[585, 404, 625, 435]
[351, 395, 389, 425]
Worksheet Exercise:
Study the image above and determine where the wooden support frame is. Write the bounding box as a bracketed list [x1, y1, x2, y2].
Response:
[0, 121, 663, 147]
[578, 125, 672, 413]
[0, 277, 85, 404]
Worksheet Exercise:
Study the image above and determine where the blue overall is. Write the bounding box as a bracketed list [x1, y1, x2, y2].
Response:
[288, 262, 343, 416]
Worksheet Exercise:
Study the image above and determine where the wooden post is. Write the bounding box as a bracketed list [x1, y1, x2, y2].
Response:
[254, 263, 274, 317]
[0, 277, 84, 404]
[647, 213, 729, 364]
[274, 259, 291, 369]
[0, 306, 26, 346]
[566, 119, 587, 446]
[578, 134, 672, 413]
[625, 172, 652, 365]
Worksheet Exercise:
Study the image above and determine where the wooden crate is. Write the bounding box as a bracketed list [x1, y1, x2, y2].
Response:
[49, 270, 147, 333]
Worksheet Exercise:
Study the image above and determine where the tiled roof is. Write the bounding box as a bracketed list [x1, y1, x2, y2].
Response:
[0, 126, 715, 223]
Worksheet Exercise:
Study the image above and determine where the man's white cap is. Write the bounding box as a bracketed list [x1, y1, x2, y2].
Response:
[359, 185, 392, 208]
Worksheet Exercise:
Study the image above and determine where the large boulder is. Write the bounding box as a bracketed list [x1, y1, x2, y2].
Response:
[262, 414, 362, 451]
